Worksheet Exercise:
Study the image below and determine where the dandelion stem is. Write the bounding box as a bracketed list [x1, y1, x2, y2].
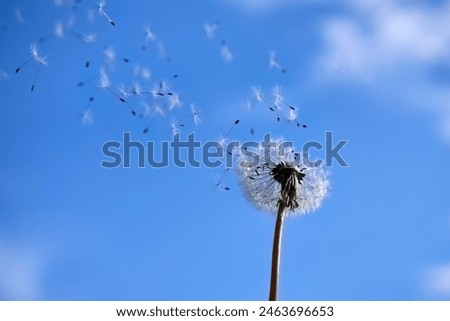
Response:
[269, 201, 286, 301]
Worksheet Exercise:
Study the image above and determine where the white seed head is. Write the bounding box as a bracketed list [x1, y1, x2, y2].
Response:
[287, 109, 295, 123]
[220, 43, 233, 63]
[98, 68, 110, 88]
[272, 85, 284, 107]
[236, 139, 330, 216]
[103, 46, 116, 61]
[81, 109, 93, 126]
[82, 33, 97, 44]
[251, 86, 264, 103]
[168, 93, 182, 111]
[190, 104, 202, 125]
[29, 43, 48, 66]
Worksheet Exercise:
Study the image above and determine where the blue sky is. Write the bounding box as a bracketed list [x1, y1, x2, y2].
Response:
[1, 0, 450, 300]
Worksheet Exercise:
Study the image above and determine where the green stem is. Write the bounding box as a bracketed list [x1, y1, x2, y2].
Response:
[269, 201, 286, 301]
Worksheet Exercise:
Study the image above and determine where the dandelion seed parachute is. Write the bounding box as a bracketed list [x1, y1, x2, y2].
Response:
[236, 139, 329, 216]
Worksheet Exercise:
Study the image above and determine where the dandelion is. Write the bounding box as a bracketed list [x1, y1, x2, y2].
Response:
[15, 43, 48, 91]
[236, 138, 329, 300]
[98, 0, 115, 26]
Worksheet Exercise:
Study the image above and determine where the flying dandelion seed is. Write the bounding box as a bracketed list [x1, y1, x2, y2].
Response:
[168, 93, 182, 111]
[15, 7, 24, 24]
[170, 119, 184, 137]
[236, 138, 329, 300]
[287, 108, 307, 128]
[190, 104, 202, 125]
[223, 119, 240, 138]
[251, 86, 273, 111]
[272, 86, 307, 128]
[271, 86, 286, 122]
[269, 51, 286, 73]
[103, 46, 129, 63]
[81, 109, 93, 126]
[220, 40, 233, 63]
[77, 75, 97, 87]
[213, 169, 231, 192]
[16, 43, 48, 91]
[142, 25, 156, 50]
[142, 103, 165, 134]
[98, 0, 115, 26]
[98, 68, 136, 116]
[54, 21, 64, 38]
[82, 33, 97, 68]
[85, 96, 95, 109]
[204, 20, 220, 39]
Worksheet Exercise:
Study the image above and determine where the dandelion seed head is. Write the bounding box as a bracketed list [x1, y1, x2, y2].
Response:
[54, 21, 64, 38]
[287, 108, 298, 122]
[190, 104, 202, 125]
[29, 43, 48, 66]
[117, 82, 130, 97]
[269, 50, 281, 69]
[144, 26, 156, 42]
[103, 46, 117, 61]
[141, 68, 151, 80]
[131, 82, 143, 95]
[168, 93, 182, 111]
[98, 68, 110, 88]
[97, 0, 106, 13]
[204, 20, 219, 39]
[15, 8, 24, 24]
[220, 42, 233, 63]
[82, 33, 97, 44]
[272, 85, 284, 107]
[236, 139, 330, 215]
[170, 119, 183, 137]
[251, 86, 264, 103]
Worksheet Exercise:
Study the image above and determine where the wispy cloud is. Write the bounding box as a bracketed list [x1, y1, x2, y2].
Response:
[0, 242, 45, 300]
[321, 0, 450, 74]
[219, 0, 314, 13]
[319, 0, 450, 144]
[424, 263, 450, 299]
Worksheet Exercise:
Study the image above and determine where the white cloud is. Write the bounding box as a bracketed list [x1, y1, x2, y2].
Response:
[425, 263, 450, 298]
[322, 0, 450, 74]
[320, 0, 450, 144]
[0, 243, 45, 300]
[219, 0, 317, 13]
